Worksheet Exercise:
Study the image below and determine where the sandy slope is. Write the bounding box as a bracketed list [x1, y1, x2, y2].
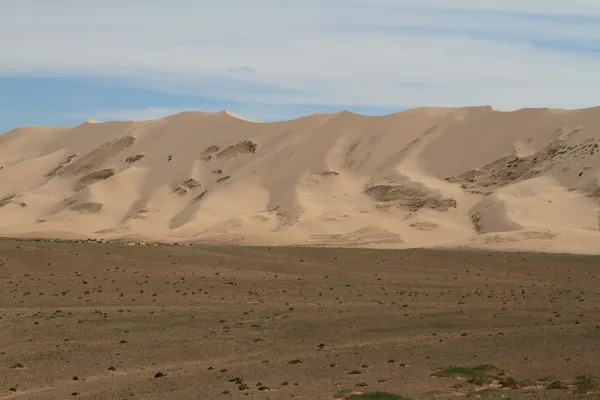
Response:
[1, 106, 600, 253]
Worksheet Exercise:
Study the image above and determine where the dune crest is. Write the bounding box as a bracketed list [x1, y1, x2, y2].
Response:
[1, 106, 600, 254]
[224, 111, 259, 123]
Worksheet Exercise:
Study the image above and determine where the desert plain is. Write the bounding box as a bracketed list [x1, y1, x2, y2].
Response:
[0, 240, 599, 399]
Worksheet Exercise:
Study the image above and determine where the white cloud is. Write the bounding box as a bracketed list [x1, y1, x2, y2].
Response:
[383, 0, 600, 15]
[1, 0, 599, 110]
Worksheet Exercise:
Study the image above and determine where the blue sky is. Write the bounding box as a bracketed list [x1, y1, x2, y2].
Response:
[1, 0, 599, 132]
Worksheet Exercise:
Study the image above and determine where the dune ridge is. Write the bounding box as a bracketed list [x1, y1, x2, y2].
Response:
[1, 106, 600, 254]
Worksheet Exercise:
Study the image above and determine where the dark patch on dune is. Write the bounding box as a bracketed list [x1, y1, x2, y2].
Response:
[447, 156, 545, 194]
[0, 195, 27, 209]
[183, 178, 201, 189]
[470, 213, 484, 234]
[447, 133, 598, 193]
[125, 154, 145, 163]
[191, 190, 208, 204]
[63, 198, 78, 207]
[173, 178, 202, 196]
[168, 190, 209, 230]
[135, 208, 150, 220]
[580, 181, 600, 231]
[212, 169, 223, 174]
[59, 136, 135, 176]
[216, 175, 231, 183]
[469, 196, 521, 235]
[173, 187, 187, 196]
[310, 226, 403, 247]
[0, 194, 16, 208]
[71, 202, 103, 213]
[410, 221, 439, 231]
[366, 185, 423, 202]
[42, 195, 87, 218]
[201, 145, 221, 161]
[320, 171, 339, 177]
[215, 140, 257, 160]
[344, 136, 379, 170]
[45, 154, 77, 177]
[583, 181, 600, 200]
[365, 184, 457, 212]
[74, 169, 115, 191]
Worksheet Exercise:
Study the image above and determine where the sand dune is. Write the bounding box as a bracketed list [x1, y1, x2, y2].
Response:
[1, 106, 600, 253]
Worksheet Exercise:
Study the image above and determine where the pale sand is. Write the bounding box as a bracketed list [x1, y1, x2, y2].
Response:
[1, 106, 600, 254]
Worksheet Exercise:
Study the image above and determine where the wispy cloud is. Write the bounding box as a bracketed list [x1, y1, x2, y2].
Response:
[383, 0, 600, 16]
[1, 0, 599, 111]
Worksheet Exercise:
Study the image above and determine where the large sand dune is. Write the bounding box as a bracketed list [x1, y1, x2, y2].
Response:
[2, 106, 600, 253]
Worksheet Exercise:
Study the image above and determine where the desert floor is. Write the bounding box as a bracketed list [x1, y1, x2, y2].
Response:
[0, 240, 598, 399]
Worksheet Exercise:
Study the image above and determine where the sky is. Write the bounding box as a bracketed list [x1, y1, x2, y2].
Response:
[1, 0, 599, 132]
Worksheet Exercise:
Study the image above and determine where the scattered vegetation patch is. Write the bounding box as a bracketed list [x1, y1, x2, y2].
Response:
[0, 194, 15, 208]
[575, 375, 600, 394]
[334, 390, 364, 399]
[10, 362, 24, 369]
[45, 154, 77, 177]
[424, 389, 446, 398]
[445, 133, 592, 192]
[173, 178, 202, 195]
[470, 212, 484, 233]
[173, 186, 187, 196]
[321, 170, 340, 176]
[201, 145, 221, 161]
[409, 221, 439, 231]
[547, 380, 568, 390]
[71, 202, 103, 213]
[427, 365, 600, 398]
[432, 365, 506, 386]
[583, 181, 600, 200]
[335, 390, 413, 400]
[60, 136, 135, 176]
[364, 183, 457, 212]
[191, 190, 208, 204]
[182, 178, 201, 190]
[125, 154, 145, 163]
[467, 388, 508, 398]
[215, 140, 258, 159]
[74, 169, 115, 191]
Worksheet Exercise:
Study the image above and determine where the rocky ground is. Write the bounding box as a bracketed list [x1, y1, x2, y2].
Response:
[0, 240, 598, 399]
